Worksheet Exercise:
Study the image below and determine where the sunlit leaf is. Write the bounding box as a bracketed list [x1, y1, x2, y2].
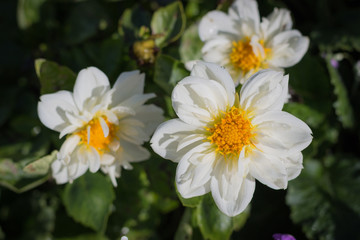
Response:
[17, 0, 47, 29]
[23, 150, 57, 175]
[151, 1, 186, 48]
[325, 55, 354, 128]
[35, 59, 76, 94]
[179, 23, 203, 63]
[63, 172, 115, 232]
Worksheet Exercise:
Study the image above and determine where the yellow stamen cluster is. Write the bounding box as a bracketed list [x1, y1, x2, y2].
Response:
[76, 117, 117, 153]
[207, 107, 255, 157]
[229, 38, 270, 74]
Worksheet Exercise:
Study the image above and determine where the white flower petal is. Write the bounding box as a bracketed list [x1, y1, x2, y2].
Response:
[248, 148, 288, 189]
[111, 70, 145, 106]
[172, 77, 229, 126]
[252, 111, 313, 155]
[150, 119, 202, 161]
[134, 104, 164, 135]
[176, 144, 214, 198]
[284, 152, 303, 180]
[229, 0, 260, 34]
[211, 159, 256, 216]
[268, 30, 309, 67]
[198, 10, 237, 41]
[58, 135, 81, 161]
[101, 153, 116, 165]
[190, 61, 235, 105]
[261, 8, 292, 40]
[51, 159, 68, 184]
[99, 117, 109, 138]
[119, 93, 156, 110]
[119, 140, 150, 163]
[73, 67, 110, 111]
[38, 90, 78, 132]
[240, 70, 288, 112]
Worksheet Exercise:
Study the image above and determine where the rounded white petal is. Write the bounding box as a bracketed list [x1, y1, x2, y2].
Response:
[210, 159, 256, 216]
[51, 159, 69, 184]
[240, 70, 289, 112]
[58, 135, 81, 161]
[252, 111, 313, 156]
[172, 77, 230, 126]
[201, 37, 233, 66]
[111, 70, 145, 106]
[119, 140, 150, 163]
[248, 148, 288, 189]
[190, 61, 235, 105]
[150, 119, 202, 161]
[285, 152, 303, 180]
[176, 143, 214, 198]
[268, 30, 309, 68]
[134, 104, 164, 135]
[198, 11, 237, 41]
[229, 0, 260, 34]
[73, 67, 110, 111]
[261, 8, 292, 40]
[38, 90, 78, 132]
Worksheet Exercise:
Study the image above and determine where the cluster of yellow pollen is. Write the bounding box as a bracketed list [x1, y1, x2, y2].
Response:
[229, 37, 270, 74]
[207, 107, 255, 157]
[76, 116, 117, 153]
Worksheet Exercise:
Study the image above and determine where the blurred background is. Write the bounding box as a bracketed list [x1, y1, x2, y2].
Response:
[1, 0, 360, 239]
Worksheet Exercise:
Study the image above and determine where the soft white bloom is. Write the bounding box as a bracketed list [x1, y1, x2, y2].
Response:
[197, 0, 309, 85]
[151, 62, 312, 216]
[38, 67, 163, 186]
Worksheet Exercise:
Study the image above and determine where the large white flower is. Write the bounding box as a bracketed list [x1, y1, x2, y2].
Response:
[38, 67, 163, 186]
[150, 61, 312, 216]
[197, 0, 309, 85]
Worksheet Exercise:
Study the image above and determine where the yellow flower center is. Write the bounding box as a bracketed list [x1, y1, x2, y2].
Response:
[229, 37, 270, 74]
[207, 107, 255, 157]
[76, 117, 117, 153]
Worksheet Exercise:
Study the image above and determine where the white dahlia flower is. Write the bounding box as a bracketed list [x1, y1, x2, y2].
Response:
[38, 67, 163, 186]
[197, 0, 309, 85]
[151, 62, 312, 216]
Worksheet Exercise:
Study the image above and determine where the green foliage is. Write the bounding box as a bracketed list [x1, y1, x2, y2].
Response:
[287, 157, 360, 240]
[154, 54, 189, 94]
[17, 0, 47, 29]
[151, 1, 186, 48]
[36, 59, 76, 94]
[325, 55, 355, 128]
[1, 0, 360, 239]
[196, 194, 250, 240]
[63, 172, 115, 232]
[179, 22, 203, 63]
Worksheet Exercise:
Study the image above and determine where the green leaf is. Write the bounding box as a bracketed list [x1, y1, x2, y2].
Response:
[0, 158, 50, 193]
[151, 1, 186, 48]
[63, 172, 115, 232]
[23, 150, 57, 175]
[17, 0, 47, 29]
[287, 54, 332, 115]
[35, 59, 76, 94]
[175, 184, 202, 208]
[179, 23, 203, 63]
[154, 54, 189, 95]
[287, 158, 360, 240]
[325, 55, 355, 128]
[119, 5, 151, 43]
[196, 194, 250, 240]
